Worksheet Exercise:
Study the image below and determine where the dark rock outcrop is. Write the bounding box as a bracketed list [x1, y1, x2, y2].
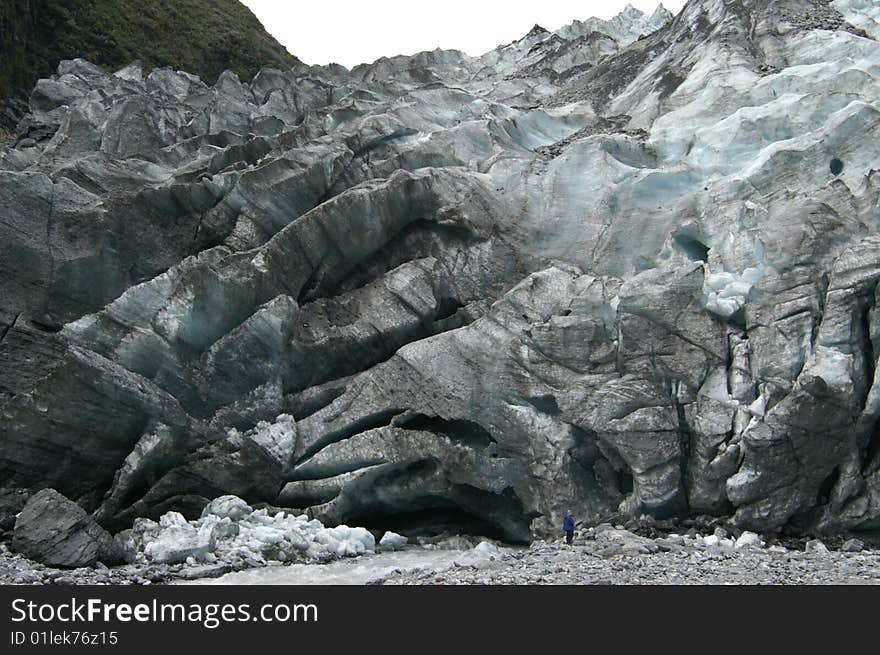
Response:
[12, 489, 125, 567]
[0, 488, 29, 539]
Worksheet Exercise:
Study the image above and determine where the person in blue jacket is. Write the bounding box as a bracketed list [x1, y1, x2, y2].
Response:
[562, 510, 575, 544]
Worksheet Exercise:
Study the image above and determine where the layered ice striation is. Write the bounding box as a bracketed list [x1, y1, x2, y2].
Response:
[2, 0, 880, 542]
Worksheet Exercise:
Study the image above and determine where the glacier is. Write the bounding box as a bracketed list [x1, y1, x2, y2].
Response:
[1, 0, 880, 547]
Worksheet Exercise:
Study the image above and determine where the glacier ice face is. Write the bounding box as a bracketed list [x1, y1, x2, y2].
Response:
[833, 0, 880, 40]
[2, 1, 880, 540]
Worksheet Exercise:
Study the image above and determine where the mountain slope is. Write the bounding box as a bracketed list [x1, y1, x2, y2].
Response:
[0, 0, 299, 129]
[1, 1, 880, 543]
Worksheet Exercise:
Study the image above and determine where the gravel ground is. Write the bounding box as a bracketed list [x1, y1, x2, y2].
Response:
[0, 543, 232, 585]
[384, 530, 880, 585]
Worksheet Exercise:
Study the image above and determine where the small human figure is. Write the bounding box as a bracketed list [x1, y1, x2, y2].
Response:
[562, 510, 575, 545]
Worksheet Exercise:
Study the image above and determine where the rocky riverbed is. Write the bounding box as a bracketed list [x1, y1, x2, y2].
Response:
[386, 538, 880, 586]
[3, 519, 878, 586]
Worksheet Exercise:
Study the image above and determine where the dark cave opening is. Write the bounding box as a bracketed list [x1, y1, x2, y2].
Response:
[728, 305, 747, 330]
[672, 232, 710, 263]
[434, 296, 464, 322]
[354, 506, 515, 543]
[817, 465, 840, 505]
[343, 487, 533, 545]
[594, 439, 635, 497]
[332, 461, 533, 544]
[567, 425, 601, 470]
[830, 158, 844, 176]
[616, 467, 634, 495]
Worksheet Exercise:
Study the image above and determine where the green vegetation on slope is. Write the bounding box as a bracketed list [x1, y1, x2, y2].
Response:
[0, 0, 299, 100]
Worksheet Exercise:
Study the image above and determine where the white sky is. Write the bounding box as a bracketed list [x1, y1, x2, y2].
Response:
[241, 1, 687, 68]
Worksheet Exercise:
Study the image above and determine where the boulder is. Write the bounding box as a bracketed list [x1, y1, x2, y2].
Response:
[11, 489, 124, 567]
[841, 538, 864, 553]
[805, 539, 830, 556]
[734, 531, 764, 549]
[379, 531, 409, 552]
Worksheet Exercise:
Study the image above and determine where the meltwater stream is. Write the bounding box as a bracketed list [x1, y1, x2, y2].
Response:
[179, 545, 509, 585]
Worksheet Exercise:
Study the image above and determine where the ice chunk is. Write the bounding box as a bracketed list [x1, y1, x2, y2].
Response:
[718, 281, 753, 299]
[201, 495, 253, 521]
[705, 272, 737, 292]
[245, 525, 286, 545]
[703, 266, 765, 318]
[379, 531, 408, 552]
[705, 293, 743, 317]
[328, 525, 376, 554]
[734, 531, 764, 549]
[159, 511, 188, 528]
[144, 522, 212, 564]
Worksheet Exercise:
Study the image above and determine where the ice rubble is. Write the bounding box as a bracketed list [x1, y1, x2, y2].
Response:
[127, 495, 385, 566]
[703, 266, 765, 318]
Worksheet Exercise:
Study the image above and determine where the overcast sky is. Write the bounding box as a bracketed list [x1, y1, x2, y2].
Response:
[240, 1, 687, 68]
